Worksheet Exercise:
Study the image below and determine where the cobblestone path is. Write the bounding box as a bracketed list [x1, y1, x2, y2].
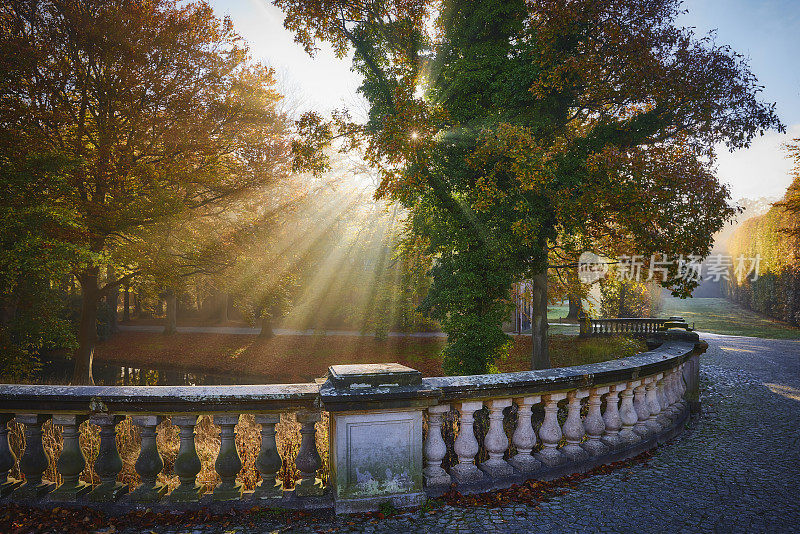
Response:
[137, 335, 800, 533]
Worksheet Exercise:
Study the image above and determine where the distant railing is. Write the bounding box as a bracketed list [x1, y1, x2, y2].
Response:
[579, 316, 693, 337]
[0, 331, 705, 514]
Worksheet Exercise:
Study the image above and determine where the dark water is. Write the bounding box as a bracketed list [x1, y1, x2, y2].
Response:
[35, 354, 277, 386]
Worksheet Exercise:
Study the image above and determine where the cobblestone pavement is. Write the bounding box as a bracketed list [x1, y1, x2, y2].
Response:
[132, 335, 800, 534]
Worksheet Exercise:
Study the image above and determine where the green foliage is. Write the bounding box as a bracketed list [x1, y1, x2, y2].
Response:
[0, 153, 80, 379]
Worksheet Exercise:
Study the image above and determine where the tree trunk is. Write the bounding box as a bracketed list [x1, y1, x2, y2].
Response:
[531, 266, 550, 370]
[566, 294, 581, 320]
[106, 265, 119, 333]
[164, 289, 177, 335]
[123, 283, 130, 322]
[72, 268, 99, 385]
[259, 313, 274, 338]
[133, 292, 141, 317]
[218, 292, 230, 323]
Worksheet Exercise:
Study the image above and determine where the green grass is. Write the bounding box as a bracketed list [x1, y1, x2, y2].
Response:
[660, 296, 800, 339]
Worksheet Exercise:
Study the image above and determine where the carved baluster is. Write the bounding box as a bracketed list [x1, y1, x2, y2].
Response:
[582, 387, 608, 456]
[535, 393, 566, 467]
[0, 414, 21, 496]
[509, 396, 541, 473]
[656, 373, 673, 427]
[562, 390, 589, 462]
[50, 415, 90, 500]
[13, 414, 55, 499]
[451, 401, 483, 483]
[632, 380, 652, 438]
[212, 415, 242, 500]
[88, 415, 128, 502]
[601, 384, 623, 450]
[618, 381, 641, 446]
[253, 414, 283, 499]
[645, 375, 663, 433]
[676, 364, 688, 411]
[480, 399, 513, 477]
[130, 416, 166, 502]
[295, 410, 324, 497]
[423, 405, 451, 487]
[170, 415, 203, 502]
[666, 368, 680, 417]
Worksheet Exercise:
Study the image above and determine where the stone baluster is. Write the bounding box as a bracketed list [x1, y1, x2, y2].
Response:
[509, 396, 541, 473]
[676, 364, 688, 410]
[644, 376, 663, 434]
[130, 416, 166, 502]
[668, 368, 682, 416]
[295, 410, 324, 497]
[562, 390, 589, 462]
[50, 415, 90, 500]
[253, 414, 283, 499]
[480, 399, 513, 477]
[451, 401, 484, 483]
[423, 404, 451, 487]
[0, 414, 21, 496]
[535, 393, 566, 467]
[88, 414, 128, 502]
[632, 380, 652, 438]
[170, 415, 204, 502]
[601, 384, 624, 451]
[213, 415, 243, 500]
[656, 373, 673, 427]
[618, 381, 641, 446]
[582, 386, 609, 456]
[671, 366, 686, 414]
[13, 414, 55, 499]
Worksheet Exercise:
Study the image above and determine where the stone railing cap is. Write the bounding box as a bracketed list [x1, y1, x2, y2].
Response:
[328, 363, 422, 388]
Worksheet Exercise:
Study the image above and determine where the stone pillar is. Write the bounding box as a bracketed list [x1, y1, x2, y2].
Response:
[644, 376, 663, 434]
[535, 392, 566, 467]
[632, 381, 652, 438]
[423, 405, 451, 488]
[170, 415, 204, 502]
[253, 414, 283, 499]
[561, 389, 589, 462]
[294, 410, 324, 497]
[656, 373, 673, 428]
[480, 399, 513, 478]
[509, 396, 541, 473]
[213, 415, 243, 500]
[50, 415, 90, 500]
[601, 384, 623, 450]
[618, 381, 641, 446]
[582, 386, 609, 456]
[665, 369, 679, 417]
[0, 414, 21, 496]
[677, 363, 688, 411]
[130, 416, 167, 502]
[88, 414, 128, 502]
[13, 414, 55, 499]
[450, 401, 484, 484]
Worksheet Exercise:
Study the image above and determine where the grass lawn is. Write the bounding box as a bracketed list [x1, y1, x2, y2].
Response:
[661, 296, 800, 339]
[92, 332, 646, 383]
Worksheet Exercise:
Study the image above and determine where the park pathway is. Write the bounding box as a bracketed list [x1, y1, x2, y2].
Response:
[133, 335, 800, 533]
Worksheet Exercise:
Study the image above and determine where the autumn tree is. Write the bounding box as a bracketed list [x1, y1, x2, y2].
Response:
[0, 0, 294, 382]
[278, 0, 781, 375]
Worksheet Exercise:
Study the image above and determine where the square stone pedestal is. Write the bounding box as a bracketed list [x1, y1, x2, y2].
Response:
[322, 363, 437, 514]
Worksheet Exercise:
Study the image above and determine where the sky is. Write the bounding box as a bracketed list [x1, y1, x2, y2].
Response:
[210, 0, 800, 202]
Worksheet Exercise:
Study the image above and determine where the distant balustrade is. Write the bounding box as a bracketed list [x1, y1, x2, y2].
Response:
[579, 316, 694, 337]
[0, 331, 705, 513]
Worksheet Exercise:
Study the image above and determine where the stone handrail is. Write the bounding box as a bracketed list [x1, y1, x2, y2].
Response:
[0, 332, 705, 514]
[579, 316, 694, 336]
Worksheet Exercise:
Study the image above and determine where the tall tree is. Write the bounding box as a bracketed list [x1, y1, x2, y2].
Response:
[278, 0, 782, 374]
[0, 0, 293, 382]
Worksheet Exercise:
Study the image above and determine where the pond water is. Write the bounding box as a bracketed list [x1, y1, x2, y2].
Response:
[35, 354, 278, 386]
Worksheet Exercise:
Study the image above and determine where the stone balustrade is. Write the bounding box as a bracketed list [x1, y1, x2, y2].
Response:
[0, 332, 705, 514]
[580, 316, 694, 337]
